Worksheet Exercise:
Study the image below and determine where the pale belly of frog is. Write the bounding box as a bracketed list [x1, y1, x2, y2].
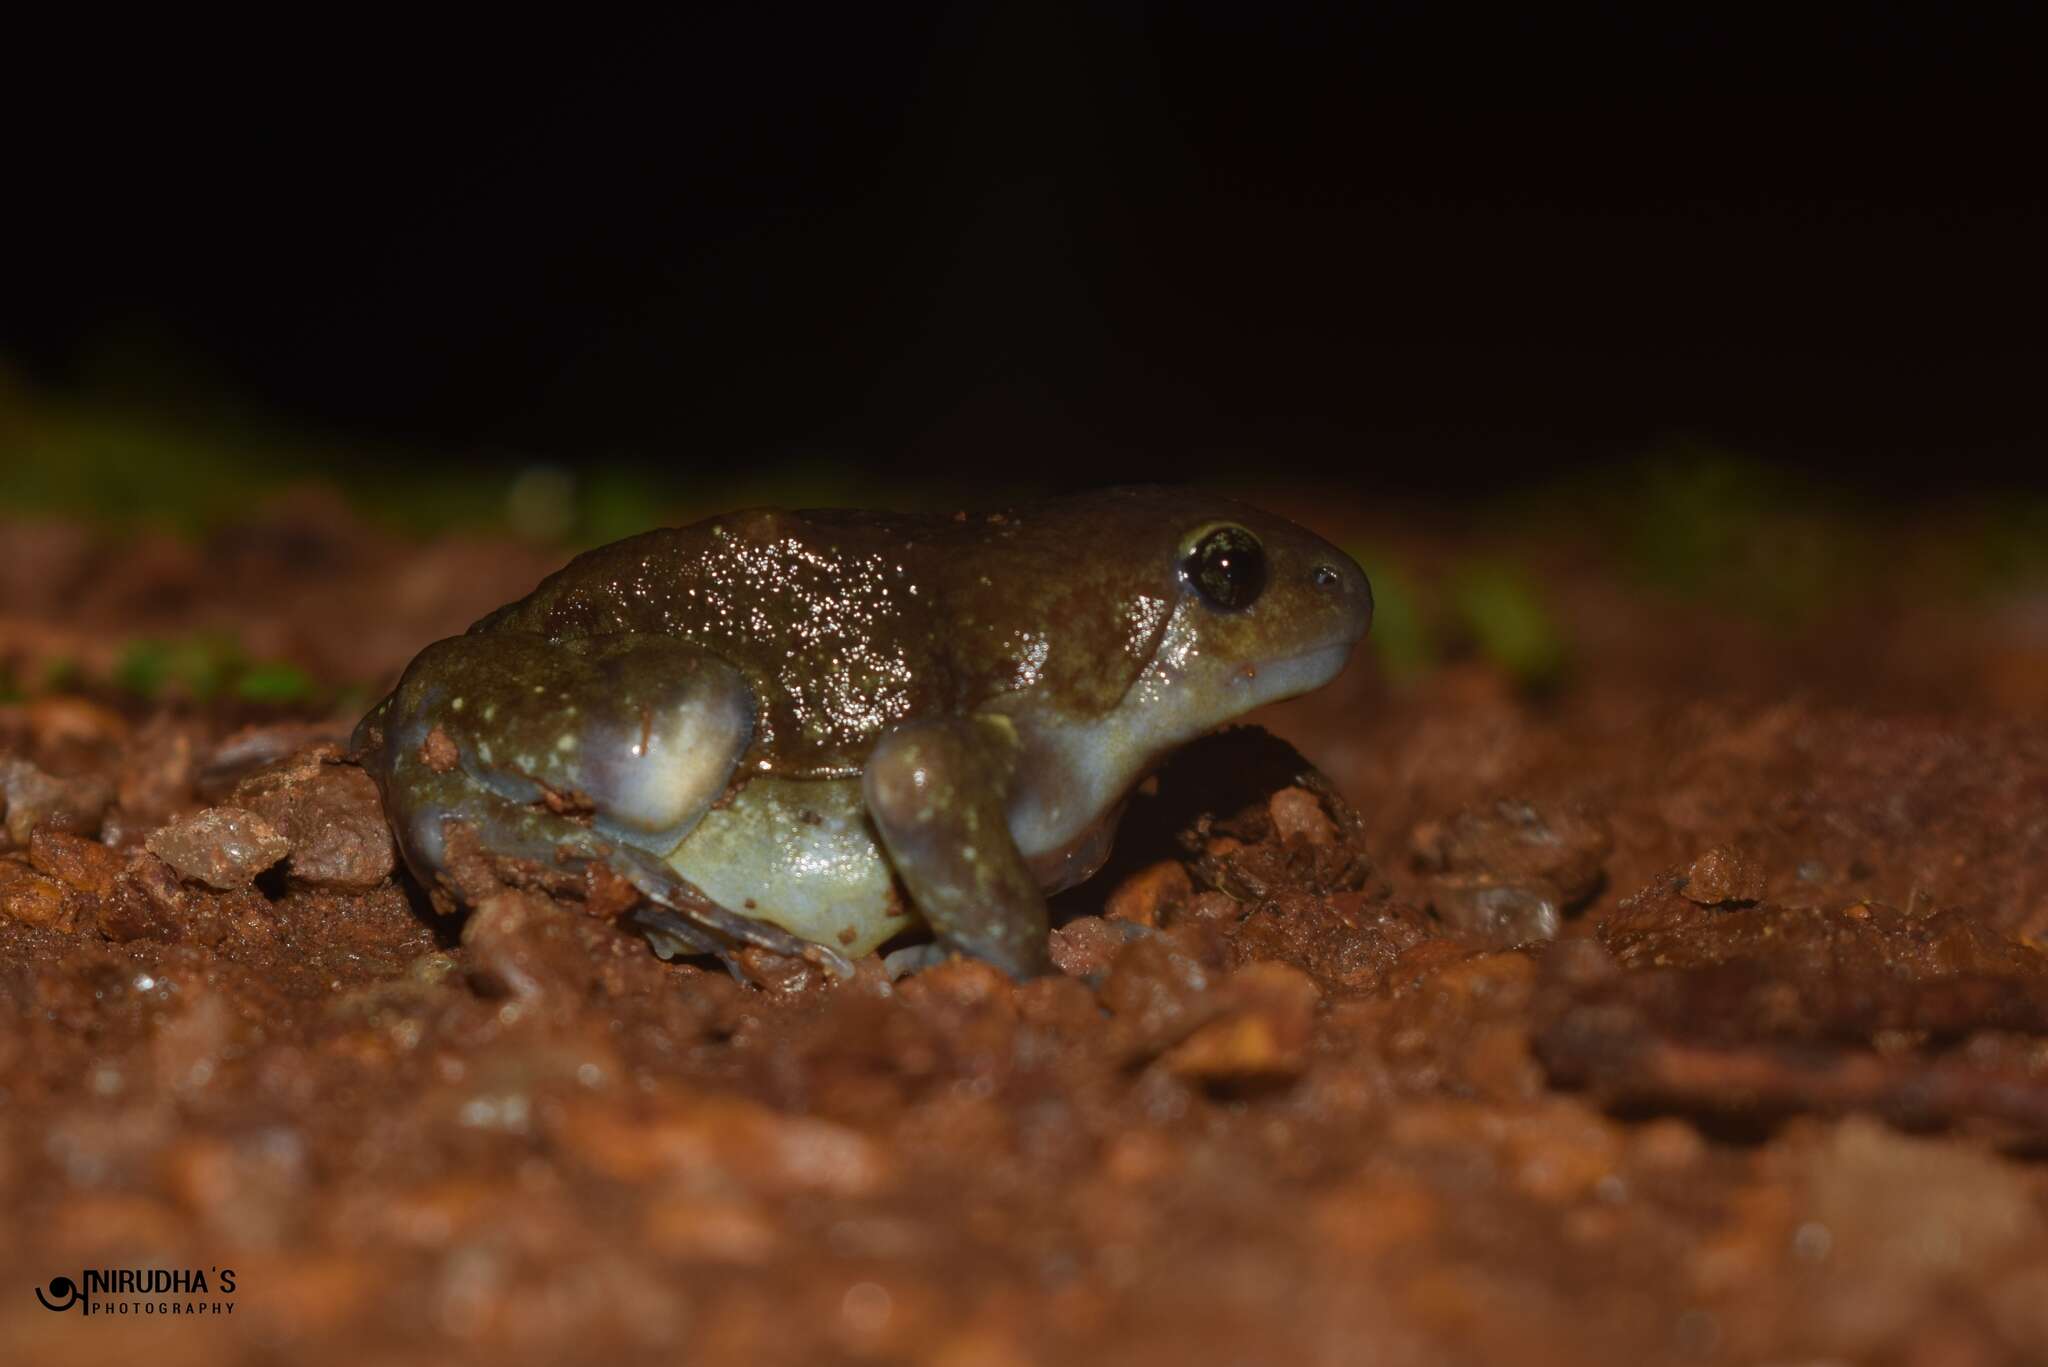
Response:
[648, 776, 1124, 960]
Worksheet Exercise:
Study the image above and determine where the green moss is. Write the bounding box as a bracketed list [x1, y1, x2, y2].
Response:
[1449, 561, 1568, 688]
[40, 658, 85, 692]
[106, 633, 321, 706]
[234, 661, 318, 704]
[110, 639, 175, 698]
[114, 636, 235, 700]
[1613, 441, 1863, 626]
[576, 468, 676, 546]
[1972, 497, 2048, 591]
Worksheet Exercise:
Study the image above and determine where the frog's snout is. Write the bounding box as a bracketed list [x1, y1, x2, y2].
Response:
[1310, 550, 1374, 647]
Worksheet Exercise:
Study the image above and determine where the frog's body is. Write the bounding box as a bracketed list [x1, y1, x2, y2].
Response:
[352, 487, 1371, 978]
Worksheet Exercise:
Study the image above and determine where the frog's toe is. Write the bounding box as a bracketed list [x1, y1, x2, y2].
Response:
[611, 845, 854, 980]
[631, 906, 752, 983]
[882, 941, 949, 979]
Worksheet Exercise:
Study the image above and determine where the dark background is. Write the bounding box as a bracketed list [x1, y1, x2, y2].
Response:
[7, 4, 2044, 495]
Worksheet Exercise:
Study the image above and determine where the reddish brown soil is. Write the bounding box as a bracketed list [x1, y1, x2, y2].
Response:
[4, 493, 2048, 1366]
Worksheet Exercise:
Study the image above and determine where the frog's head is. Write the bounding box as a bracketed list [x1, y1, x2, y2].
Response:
[979, 485, 1371, 764]
[951, 486, 1373, 871]
[1112, 488, 1373, 733]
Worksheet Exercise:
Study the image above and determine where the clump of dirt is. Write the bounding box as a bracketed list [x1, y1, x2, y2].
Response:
[5, 493, 2048, 1366]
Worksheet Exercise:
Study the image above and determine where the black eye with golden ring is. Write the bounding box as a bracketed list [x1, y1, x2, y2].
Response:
[1182, 526, 1267, 611]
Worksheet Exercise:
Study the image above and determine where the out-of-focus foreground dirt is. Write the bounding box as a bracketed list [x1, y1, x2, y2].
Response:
[4, 490, 2048, 1366]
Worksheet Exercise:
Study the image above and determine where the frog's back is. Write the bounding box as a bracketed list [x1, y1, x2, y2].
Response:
[476, 493, 1186, 776]
[477, 508, 960, 776]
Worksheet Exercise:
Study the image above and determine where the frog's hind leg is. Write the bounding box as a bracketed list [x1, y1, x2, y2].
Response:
[365, 631, 851, 979]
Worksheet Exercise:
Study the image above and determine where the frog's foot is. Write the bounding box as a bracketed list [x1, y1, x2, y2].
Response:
[882, 941, 950, 979]
[366, 630, 851, 982]
[607, 844, 854, 980]
[864, 716, 1056, 979]
[635, 907, 853, 984]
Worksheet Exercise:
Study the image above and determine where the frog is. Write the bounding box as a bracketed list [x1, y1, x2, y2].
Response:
[350, 486, 1372, 980]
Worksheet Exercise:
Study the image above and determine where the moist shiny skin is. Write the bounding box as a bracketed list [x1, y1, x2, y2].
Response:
[353, 486, 1373, 978]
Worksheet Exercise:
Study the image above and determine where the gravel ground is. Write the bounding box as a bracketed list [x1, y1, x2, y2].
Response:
[4, 490, 2048, 1366]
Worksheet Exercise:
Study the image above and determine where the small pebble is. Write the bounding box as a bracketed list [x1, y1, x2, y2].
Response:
[146, 806, 290, 889]
[1680, 844, 1765, 906]
[0, 860, 75, 931]
[1104, 860, 1192, 928]
[1269, 786, 1339, 846]
[29, 829, 124, 896]
[234, 757, 395, 888]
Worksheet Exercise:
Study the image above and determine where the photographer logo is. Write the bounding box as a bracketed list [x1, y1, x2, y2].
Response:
[33, 1267, 237, 1317]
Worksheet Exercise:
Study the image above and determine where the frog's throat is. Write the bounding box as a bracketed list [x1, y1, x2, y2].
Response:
[1227, 640, 1356, 708]
[1006, 613, 1354, 865]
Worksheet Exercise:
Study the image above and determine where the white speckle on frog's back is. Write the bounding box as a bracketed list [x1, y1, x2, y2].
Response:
[649, 534, 924, 754]
[1004, 630, 1050, 692]
[665, 777, 904, 956]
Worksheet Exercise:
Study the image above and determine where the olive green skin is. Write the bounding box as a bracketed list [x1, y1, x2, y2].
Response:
[355, 486, 1373, 975]
[478, 492, 1344, 772]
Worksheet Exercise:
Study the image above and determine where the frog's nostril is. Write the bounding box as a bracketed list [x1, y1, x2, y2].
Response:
[1312, 564, 1342, 591]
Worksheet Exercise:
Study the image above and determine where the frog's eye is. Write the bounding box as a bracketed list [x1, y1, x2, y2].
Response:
[1181, 525, 1266, 612]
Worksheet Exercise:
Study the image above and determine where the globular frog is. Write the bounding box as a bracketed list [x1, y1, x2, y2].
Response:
[352, 487, 1371, 979]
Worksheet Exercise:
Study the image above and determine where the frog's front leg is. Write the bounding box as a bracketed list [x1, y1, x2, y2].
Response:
[358, 631, 851, 977]
[862, 716, 1056, 979]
